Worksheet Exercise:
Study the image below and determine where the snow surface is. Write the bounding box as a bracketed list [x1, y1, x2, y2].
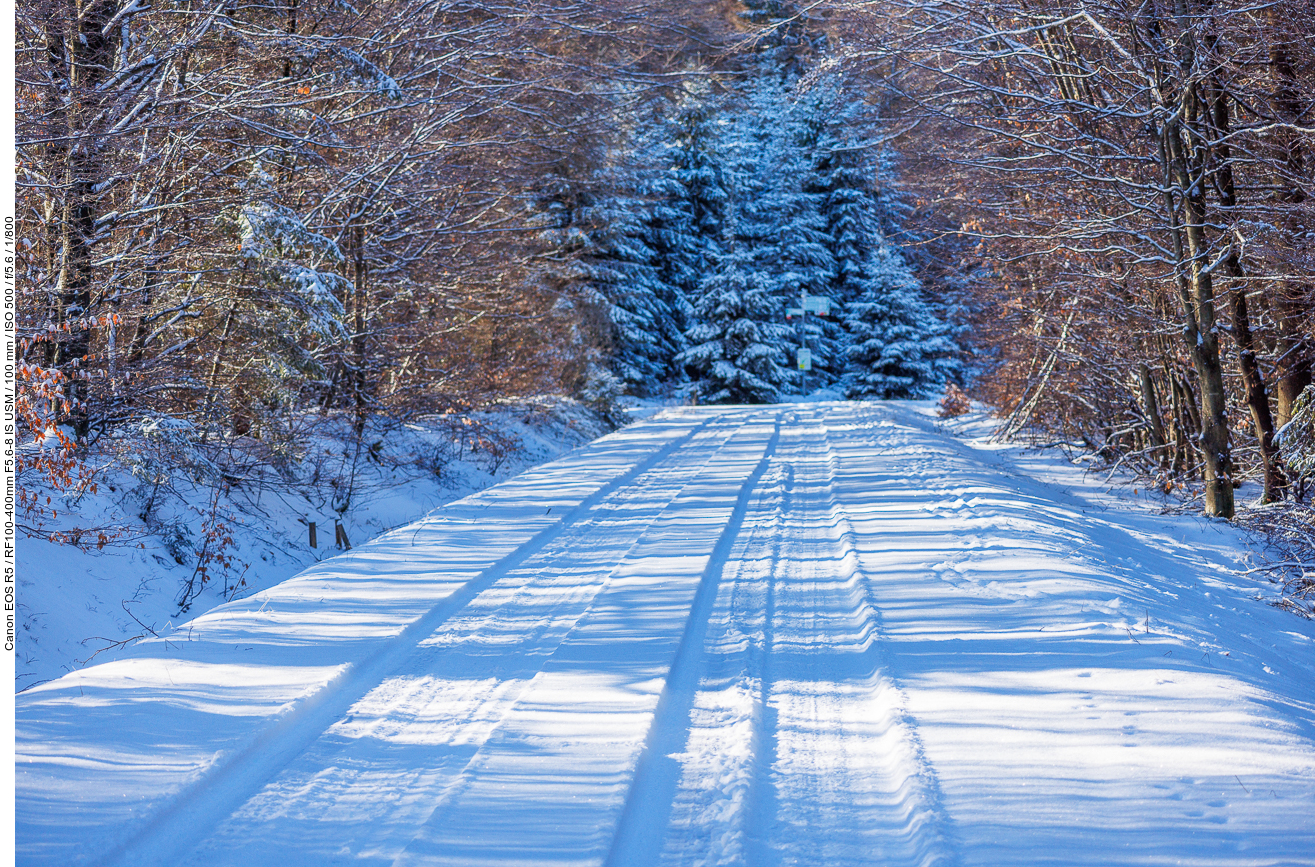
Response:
[16, 399, 612, 692]
[16, 402, 1315, 866]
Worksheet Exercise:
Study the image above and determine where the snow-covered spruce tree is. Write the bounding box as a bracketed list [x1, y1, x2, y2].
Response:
[583, 183, 687, 397]
[806, 96, 880, 306]
[529, 89, 731, 402]
[703, 78, 800, 397]
[843, 244, 958, 400]
[722, 80, 780, 268]
[720, 69, 849, 392]
[735, 0, 821, 80]
[781, 84, 861, 386]
[864, 144, 974, 369]
[530, 171, 639, 414]
[671, 94, 730, 272]
[772, 175, 841, 384]
[643, 161, 700, 328]
[628, 106, 718, 389]
[680, 237, 793, 404]
[868, 147, 917, 246]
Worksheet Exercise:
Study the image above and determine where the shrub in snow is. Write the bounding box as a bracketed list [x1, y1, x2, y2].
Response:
[577, 361, 626, 423]
[938, 383, 972, 418]
[130, 417, 212, 504]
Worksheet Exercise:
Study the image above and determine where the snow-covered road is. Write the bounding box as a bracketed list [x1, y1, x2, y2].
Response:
[17, 404, 1315, 866]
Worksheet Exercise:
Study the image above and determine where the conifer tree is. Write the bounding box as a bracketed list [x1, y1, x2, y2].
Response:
[736, 0, 817, 79]
[211, 161, 349, 429]
[680, 238, 793, 404]
[671, 96, 729, 265]
[585, 185, 686, 395]
[808, 102, 879, 306]
[843, 244, 957, 399]
[640, 112, 708, 382]
[778, 87, 851, 386]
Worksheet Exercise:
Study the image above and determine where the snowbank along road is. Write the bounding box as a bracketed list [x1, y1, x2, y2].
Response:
[17, 403, 1315, 866]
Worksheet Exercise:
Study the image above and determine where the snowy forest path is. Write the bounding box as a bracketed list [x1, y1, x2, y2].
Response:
[647, 407, 956, 867]
[176, 412, 773, 867]
[16, 403, 1315, 867]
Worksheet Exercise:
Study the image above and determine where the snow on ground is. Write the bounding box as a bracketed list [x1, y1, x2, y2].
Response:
[16, 401, 1315, 866]
[16, 397, 612, 692]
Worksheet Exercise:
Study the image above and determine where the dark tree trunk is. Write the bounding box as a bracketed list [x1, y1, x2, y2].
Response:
[1169, 371, 1188, 476]
[1150, 0, 1234, 517]
[1160, 110, 1234, 517]
[1265, 4, 1313, 428]
[200, 302, 239, 443]
[349, 220, 370, 436]
[1138, 362, 1169, 469]
[1231, 287, 1289, 501]
[1273, 299, 1312, 429]
[1206, 65, 1288, 502]
[44, 0, 119, 439]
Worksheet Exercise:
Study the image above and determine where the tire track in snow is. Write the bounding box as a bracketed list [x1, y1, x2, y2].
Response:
[743, 457, 786, 867]
[94, 412, 731, 867]
[177, 413, 758, 866]
[653, 417, 798, 867]
[808, 404, 961, 867]
[595, 414, 783, 867]
[23, 403, 1315, 867]
[653, 405, 958, 867]
[379, 413, 782, 867]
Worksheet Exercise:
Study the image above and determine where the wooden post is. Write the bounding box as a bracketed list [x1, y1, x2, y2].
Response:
[335, 521, 351, 550]
[308, 521, 317, 548]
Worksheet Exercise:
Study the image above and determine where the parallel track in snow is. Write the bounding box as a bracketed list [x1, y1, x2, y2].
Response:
[106, 413, 751, 867]
[605, 414, 782, 867]
[644, 409, 957, 867]
[17, 403, 1315, 867]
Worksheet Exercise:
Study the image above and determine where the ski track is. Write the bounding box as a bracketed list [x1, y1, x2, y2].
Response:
[16, 403, 1315, 867]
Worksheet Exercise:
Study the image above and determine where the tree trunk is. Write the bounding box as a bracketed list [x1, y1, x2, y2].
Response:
[1265, 2, 1313, 428]
[1273, 298, 1312, 429]
[46, 0, 118, 440]
[1233, 287, 1289, 500]
[1206, 64, 1288, 502]
[1159, 115, 1234, 516]
[200, 302, 239, 443]
[1138, 362, 1169, 469]
[1155, 0, 1233, 516]
[1169, 371, 1188, 476]
[349, 218, 369, 436]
